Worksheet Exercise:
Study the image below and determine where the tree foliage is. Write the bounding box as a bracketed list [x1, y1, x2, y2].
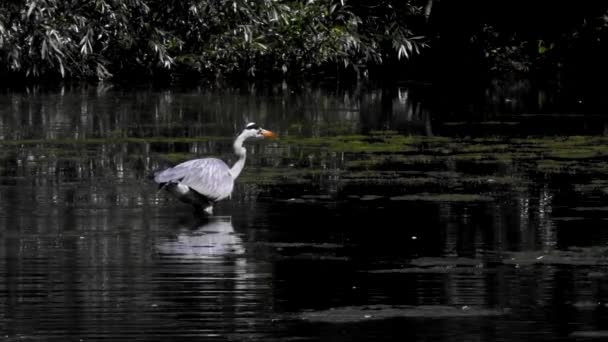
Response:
[0, 0, 429, 80]
[6, 1, 606, 83]
[452, 2, 608, 78]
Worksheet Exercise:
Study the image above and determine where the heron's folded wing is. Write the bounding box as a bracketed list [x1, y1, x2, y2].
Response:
[158, 158, 234, 201]
[154, 159, 203, 183]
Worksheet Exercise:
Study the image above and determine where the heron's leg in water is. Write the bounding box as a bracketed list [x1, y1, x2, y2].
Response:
[192, 204, 214, 216]
[203, 205, 213, 215]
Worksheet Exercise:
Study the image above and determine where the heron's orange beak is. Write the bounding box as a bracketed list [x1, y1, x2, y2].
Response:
[261, 129, 277, 139]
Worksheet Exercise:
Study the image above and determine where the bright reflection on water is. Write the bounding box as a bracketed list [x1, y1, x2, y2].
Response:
[157, 217, 245, 258]
[2, 83, 608, 341]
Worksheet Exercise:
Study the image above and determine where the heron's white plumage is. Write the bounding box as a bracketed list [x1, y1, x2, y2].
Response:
[154, 158, 234, 202]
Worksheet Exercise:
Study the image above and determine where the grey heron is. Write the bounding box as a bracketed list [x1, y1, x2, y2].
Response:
[154, 122, 277, 215]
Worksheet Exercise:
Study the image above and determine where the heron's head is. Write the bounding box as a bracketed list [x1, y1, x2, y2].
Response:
[242, 122, 277, 140]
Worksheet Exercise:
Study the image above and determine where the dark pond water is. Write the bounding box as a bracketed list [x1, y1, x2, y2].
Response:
[2, 82, 608, 341]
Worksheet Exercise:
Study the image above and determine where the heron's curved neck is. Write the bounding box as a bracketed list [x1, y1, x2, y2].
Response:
[229, 133, 247, 179]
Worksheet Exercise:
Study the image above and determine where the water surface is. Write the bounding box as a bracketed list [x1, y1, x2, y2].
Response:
[2, 83, 608, 341]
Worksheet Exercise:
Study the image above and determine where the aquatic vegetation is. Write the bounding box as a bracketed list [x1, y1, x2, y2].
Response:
[454, 143, 512, 154]
[448, 153, 487, 161]
[573, 180, 608, 194]
[460, 176, 521, 186]
[546, 147, 608, 160]
[370, 248, 608, 273]
[158, 152, 197, 163]
[0, 136, 218, 146]
[570, 331, 608, 339]
[4, 131, 608, 204]
[551, 217, 587, 221]
[534, 159, 579, 174]
[281, 134, 419, 153]
[368, 266, 486, 274]
[360, 195, 384, 201]
[300, 304, 508, 323]
[344, 154, 440, 171]
[256, 242, 343, 249]
[369, 257, 490, 274]
[409, 257, 485, 267]
[504, 246, 608, 266]
[570, 206, 608, 212]
[238, 166, 328, 185]
[390, 193, 494, 202]
[343, 175, 436, 187]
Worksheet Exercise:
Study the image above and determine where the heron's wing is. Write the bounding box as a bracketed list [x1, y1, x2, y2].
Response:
[154, 159, 202, 183]
[155, 158, 234, 201]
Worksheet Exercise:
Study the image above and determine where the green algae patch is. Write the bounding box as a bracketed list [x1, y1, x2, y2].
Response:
[573, 180, 608, 194]
[409, 257, 485, 267]
[570, 331, 608, 339]
[448, 153, 495, 162]
[552, 217, 587, 221]
[281, 133, 608, 171]
[0, 136, 219, 146]
[460, 176, 521, 186]
[281, 134, 419, 153]
[570, 206, 608, 212]
[456, 143, 511, 154]
[390, 193, 494, 202]
[368, 266, 486, 274]
[514, 136, 608, 160]
[238, 167, 330, 185]
[504, 246, 608, 266]
[368, 130, 400, 136]
[7, 132, 608, 194]
[257, 242, 343, 249]
[535, 159, 578, 174]
[344, 176, 436, 187]
[360, 194, 384, 201]
[370, 257, 490, 274]
[158, 152, 197, 163]
[536, 159, 608, 175]
[344, 154, 440, 170]
[546, 147, 608, 160]
[300, 304, 508, 323]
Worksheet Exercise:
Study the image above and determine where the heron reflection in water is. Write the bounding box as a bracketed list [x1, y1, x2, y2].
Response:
[154, 217, 260, 335]
[156, 216, 245, 258]
[154, 123, 277, 215]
